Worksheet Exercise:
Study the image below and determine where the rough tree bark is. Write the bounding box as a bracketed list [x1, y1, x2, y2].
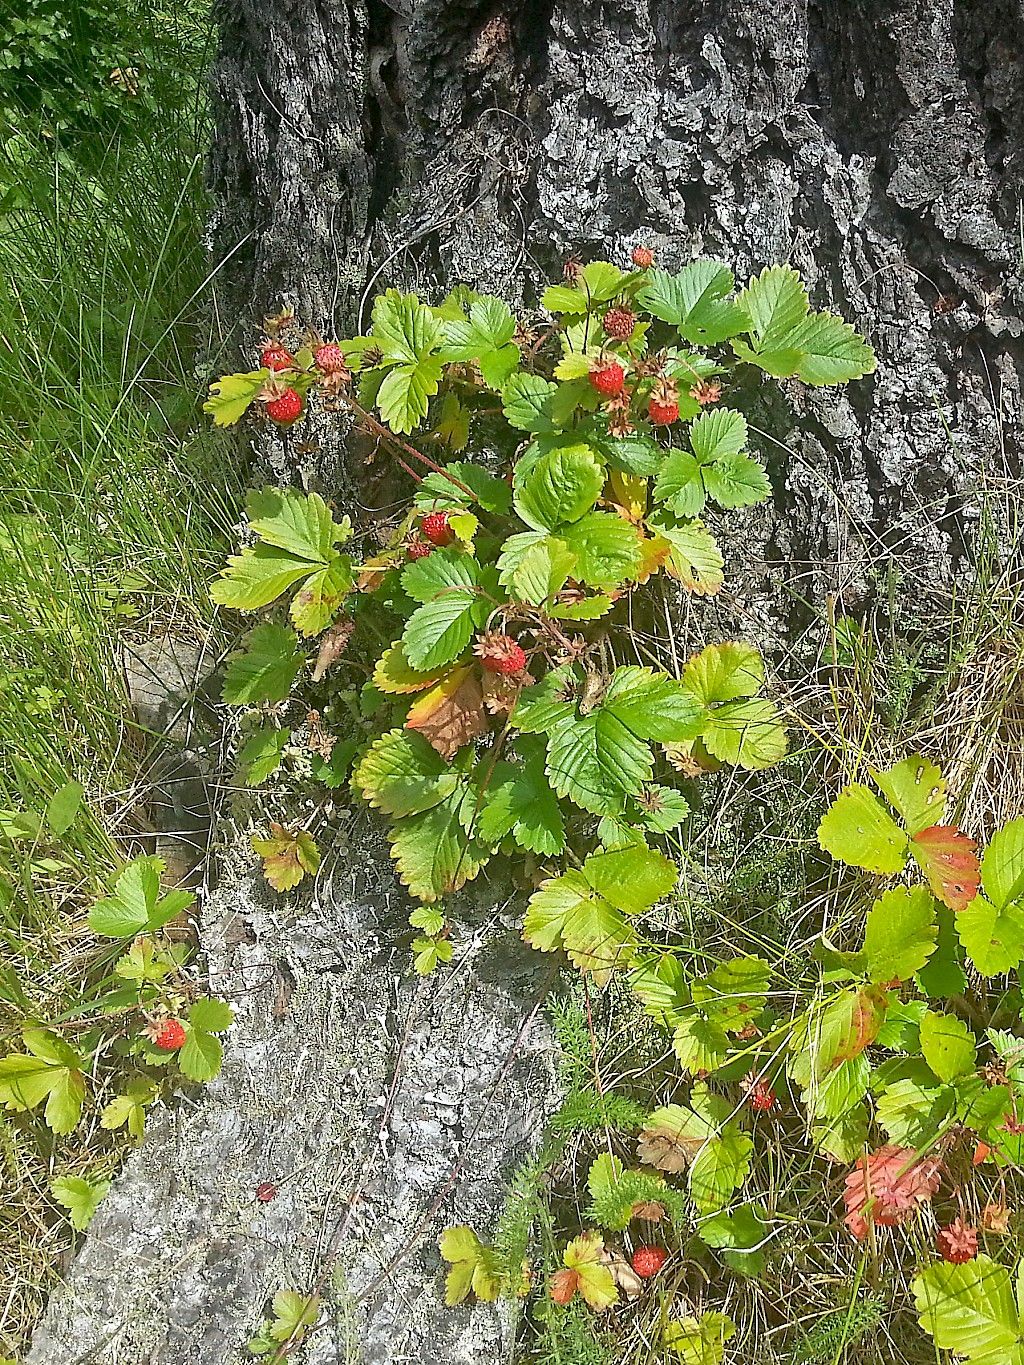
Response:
[31, 3, 1023, 1362]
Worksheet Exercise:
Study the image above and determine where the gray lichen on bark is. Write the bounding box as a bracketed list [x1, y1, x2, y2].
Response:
[31, 1, 1024, 1361]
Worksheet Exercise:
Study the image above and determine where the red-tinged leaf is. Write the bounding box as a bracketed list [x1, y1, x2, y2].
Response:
[405, 665, 488, 759]
[549, 1269, 578, 1305]
[843, 1145, 941, 1240]
[832, 986, 890, 1067]
[911, 824, 981, 912]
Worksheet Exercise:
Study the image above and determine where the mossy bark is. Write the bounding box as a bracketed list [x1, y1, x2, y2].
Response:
[30, 3, 1023, 1362]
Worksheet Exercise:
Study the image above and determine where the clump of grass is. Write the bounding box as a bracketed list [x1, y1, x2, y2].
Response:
[0, 6, 245, 1353]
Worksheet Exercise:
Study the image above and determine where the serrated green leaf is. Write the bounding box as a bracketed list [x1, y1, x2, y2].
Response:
[920, 1010, 977, 1083]
[476, 753, 565, 855]
[178, 1027, 223, 1083]
[913, 1256, 1021, 1362]
[870, 755, 946, 838]
[222, 623, 303, 705]
[289, 555, 353, 635]
[88, 855, 194, 937]
[689, 407, 747, 462]
[817, 782, 909, 873]
[402, 592, 479, 670]
[638, 261, 748, 345]
[389, 786, 489, 902]
[701, 697, 788, 770]
[377, 355, 444, 433]
[604, 667, 705, 742]
[702, 453, 771, 509]
[698, 1206, 769, 1278]
[647, 513, 724, 595]
[513, 442, 604, 530]
[413, 463, 512, 515]
[238, 726, 289, 786]
[558, 512, 642, 588]
[46, 780, 83, 837]
[691, 956, 771, 1031]
[546, 710, 652, 815]
[653, 450, 706, 518]
[203, 369, 267, 426]
[353, 729, 459, 817]
[211, 544, 314, 611]
[957, 896, 1024, 976]
[245, 486, 349, 560]
[863, 886, 938, 983]
[497, 532, 575, 605]
[982, 818, 1024, 911]
[683, 643, 764, 704]
[582, 844, 677, 914]
[502, 373, 558, 432]
[51, 1175, 110, 1232]
[523, 870, 638, 982]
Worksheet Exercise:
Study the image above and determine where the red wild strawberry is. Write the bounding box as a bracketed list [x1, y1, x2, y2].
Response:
[421, 511, 455, 547]
[315, 342, 347, 374]
[936, 1218, 979, 1264]
[265, 388, 303, 424]
[260, 343, 294, 372]
[475, 632, 527, 676]
[631, 245, 655, 269]
[744, 1072, 776, 1113]
[602, 305, 636, 340]
[589, 361, 625, 397]
[648, 398, 679, 426]
[631, 1245, 667, 1278]
[406, 537, 433, 559]
[255, 1182, 277, 1203]
[152, 1018, 187, 1051]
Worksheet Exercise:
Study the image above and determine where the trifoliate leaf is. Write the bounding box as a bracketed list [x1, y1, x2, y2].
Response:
[412, 935, 454, 975]
[203, 369, 268, 426]
[353, 728, 459, 817]
[88, 855, 194, 937]
[51, 1175, 110, 1232]
[523, 870, 638, 983]
[683, 642, 764, 704]
[443, 296, 518, 387]
[439, 1226, 501, 1305]
[919, 1010, 977, 1083]
[502, 373, 558, 433]
[637, 261, 748, 345]
[513, 442, 604, 530]
[389, 786, 489, 902]
[251, 824, 320, 892]
[558, 512, 643, 588]
[222, 623, 303, 705]
[0, 1030, 86, 1134]
[863, 886, 938, 984]
[913, 1256, 1021, 1362]
[816, 782, 909, 873]
[550, 1231, 618, 1311]
[647, 513, 724, 595]
[238, 726, 289, 786]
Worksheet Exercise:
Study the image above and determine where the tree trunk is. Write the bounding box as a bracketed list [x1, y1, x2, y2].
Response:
[30, 3, 1023, 1362]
